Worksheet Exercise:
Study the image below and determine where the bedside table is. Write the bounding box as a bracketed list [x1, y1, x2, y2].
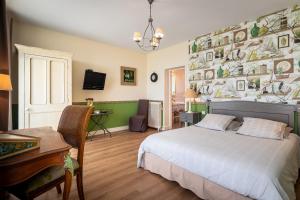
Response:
[179, 112, 201, 126]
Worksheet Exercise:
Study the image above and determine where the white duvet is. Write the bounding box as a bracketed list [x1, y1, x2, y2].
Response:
[137, 126, 300, 200]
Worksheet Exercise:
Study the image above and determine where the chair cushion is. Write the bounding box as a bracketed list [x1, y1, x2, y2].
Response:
[10, 158, 79, 195]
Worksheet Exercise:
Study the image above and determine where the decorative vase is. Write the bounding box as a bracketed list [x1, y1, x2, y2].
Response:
[251, 23, 260, 38]
[223, 69, 230, 77]
[192, 42, 197, 53]
[217, 66, 224, 78]
[259, 26, 268, 36]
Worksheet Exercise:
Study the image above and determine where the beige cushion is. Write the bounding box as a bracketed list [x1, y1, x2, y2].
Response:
[237, 117, 287, 140]
[196, 114, 235, 131]
[10, 157, 79, 195]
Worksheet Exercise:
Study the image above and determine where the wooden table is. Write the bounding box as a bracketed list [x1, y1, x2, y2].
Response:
[0, 127, 72, 199]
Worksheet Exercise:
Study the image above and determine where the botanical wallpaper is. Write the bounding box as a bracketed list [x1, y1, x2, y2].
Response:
[188, 5, 300, 104]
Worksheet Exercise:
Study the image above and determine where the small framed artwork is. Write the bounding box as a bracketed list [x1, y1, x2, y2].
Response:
[234, 28, 248, 43]
[274, 58, 294, 74]
[120, 66, 136, 86]
[278, 34, 290, 49]
[247, 77, 260, 91]
[204, 69, 215, 80]
[236, 80, 245, 91]
[206, 52, 213, 62]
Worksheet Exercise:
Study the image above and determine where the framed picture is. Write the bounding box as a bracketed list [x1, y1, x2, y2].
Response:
[206, 52, 213, 61]
[274, 58, 294, 74]
[204, 69, 215, 80]
[247, 77, 260, 91]
[236, 80, 245, 91]
[234, 28, 248, 43]
[120, 66, 136, 86]
[278, 34, 290, 48]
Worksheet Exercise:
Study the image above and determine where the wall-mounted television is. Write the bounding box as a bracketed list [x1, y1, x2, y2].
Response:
[83, 69, 106, 90]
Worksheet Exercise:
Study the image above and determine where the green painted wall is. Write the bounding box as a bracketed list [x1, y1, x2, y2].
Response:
[87, 101, 138, 131]
[12, 101, 139, 131]
[191, 103, 208, 113]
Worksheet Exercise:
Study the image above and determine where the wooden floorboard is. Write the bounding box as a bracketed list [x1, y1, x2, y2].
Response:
[8, 129, 300, 200]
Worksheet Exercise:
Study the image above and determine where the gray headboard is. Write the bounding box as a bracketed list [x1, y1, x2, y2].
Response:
[209, 101, 299, 131]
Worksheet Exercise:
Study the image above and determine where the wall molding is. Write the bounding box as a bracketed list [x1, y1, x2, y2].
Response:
[88, 125, 129, 136]
[73, 100, 138, 105]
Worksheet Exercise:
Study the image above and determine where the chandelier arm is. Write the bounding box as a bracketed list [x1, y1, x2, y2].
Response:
[142, 22, 151, 42]
[150, 22, 155, 35]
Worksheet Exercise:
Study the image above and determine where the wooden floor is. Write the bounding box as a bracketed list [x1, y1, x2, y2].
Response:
[9, 129, 300, 200]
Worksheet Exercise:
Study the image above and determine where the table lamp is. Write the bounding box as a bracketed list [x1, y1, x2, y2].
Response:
[185, 89, 197, 113]
[0, 74, 12, 91]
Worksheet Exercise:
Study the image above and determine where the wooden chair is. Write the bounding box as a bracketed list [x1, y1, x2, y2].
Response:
[8, 105, 93, 200]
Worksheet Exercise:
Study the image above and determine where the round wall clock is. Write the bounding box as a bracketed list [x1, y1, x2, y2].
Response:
[150, 72, 158, 82]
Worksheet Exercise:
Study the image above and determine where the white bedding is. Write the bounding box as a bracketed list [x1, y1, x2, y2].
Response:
[137, 126, 300, 200]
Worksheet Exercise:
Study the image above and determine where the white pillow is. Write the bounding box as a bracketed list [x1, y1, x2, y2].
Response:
[237, 117, 287, 140]
[196, 114, 236, 131]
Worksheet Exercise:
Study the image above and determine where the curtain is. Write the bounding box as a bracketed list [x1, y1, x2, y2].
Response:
[0, 0, 10, 131]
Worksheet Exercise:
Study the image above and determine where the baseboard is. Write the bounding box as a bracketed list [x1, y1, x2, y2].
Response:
[88, 125, 129, 136]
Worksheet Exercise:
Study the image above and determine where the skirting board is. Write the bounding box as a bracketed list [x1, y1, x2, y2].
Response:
[89, 125, 129, 136]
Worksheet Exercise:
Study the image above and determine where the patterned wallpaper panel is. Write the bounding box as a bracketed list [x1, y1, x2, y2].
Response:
[188, 5, 300, 104]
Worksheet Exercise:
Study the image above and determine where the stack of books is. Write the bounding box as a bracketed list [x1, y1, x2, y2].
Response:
[0, 134, 40, 159]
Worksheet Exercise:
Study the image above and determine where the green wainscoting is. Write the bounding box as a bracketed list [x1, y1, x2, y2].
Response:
[74, 101, 139, 131]
[12, 104, 18, 130]
[191, 103, 208, 113]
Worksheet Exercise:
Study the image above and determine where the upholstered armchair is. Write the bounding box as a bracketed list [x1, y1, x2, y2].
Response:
[129, 99, 149, 132]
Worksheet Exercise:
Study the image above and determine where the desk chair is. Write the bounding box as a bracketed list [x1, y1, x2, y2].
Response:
[8, 105, 93, 200]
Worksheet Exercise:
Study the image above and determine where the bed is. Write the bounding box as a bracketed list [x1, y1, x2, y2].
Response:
[137, 101, 300, 200]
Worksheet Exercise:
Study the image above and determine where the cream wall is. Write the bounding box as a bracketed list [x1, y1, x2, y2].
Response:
[146, 42, 188, 101]
[12, 21, 147, 102]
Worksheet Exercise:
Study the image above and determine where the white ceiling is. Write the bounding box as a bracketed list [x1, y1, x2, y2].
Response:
[7, 0, 297, 51]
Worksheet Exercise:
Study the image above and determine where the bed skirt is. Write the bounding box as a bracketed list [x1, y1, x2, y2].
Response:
[142, 152, 252, 200]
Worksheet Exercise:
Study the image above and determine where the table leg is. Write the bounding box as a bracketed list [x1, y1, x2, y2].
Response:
[63, 170, 72, 200]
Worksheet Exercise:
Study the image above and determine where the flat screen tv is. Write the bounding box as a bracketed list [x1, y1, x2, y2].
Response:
[83, 69, 106, 90]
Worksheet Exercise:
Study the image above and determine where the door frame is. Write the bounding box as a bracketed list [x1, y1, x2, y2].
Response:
[164, 66, 185, 130]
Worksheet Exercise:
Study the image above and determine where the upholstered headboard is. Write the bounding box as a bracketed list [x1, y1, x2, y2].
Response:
[209, 101, 299, 132]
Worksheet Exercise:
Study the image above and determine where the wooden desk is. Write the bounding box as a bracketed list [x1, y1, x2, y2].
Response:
[0, 127, 72, 199]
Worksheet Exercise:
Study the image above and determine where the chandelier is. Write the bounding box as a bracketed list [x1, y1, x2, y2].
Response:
[133, 0, 164, 51]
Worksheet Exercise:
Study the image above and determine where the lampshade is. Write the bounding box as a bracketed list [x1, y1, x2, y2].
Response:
[185, 89, 197, 98]
[155, 28, 164, 39]
[151, 37, 159, 47]
[0, 74, 12, 91]
[133, 32, 142, 42]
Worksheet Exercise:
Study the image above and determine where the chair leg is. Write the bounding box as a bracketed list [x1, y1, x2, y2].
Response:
[76, 170, 85, 200]
[56, 184, 62, 194]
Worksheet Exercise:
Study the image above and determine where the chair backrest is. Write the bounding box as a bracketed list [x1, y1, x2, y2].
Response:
[137, 99, 149, 117]
[57, 105, 93, 167]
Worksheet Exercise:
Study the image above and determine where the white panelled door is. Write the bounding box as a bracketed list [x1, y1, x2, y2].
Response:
[16, 45, 72, 129]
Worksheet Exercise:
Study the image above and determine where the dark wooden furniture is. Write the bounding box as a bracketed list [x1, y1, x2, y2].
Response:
[179, 112, 202, 125]
[6, 105, 93, 200]
[0, 127, 72, 199]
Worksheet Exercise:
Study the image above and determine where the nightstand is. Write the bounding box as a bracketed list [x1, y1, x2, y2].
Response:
[179, 112, 202, 126]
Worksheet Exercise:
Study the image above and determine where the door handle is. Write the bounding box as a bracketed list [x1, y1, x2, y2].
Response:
[25, 108, 32, 112]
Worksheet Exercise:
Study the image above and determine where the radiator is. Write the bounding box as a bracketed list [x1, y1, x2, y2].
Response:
[148, 101, 162, 131]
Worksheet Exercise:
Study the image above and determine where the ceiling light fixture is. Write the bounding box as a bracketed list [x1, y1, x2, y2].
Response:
[133, 0, 164, 51]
